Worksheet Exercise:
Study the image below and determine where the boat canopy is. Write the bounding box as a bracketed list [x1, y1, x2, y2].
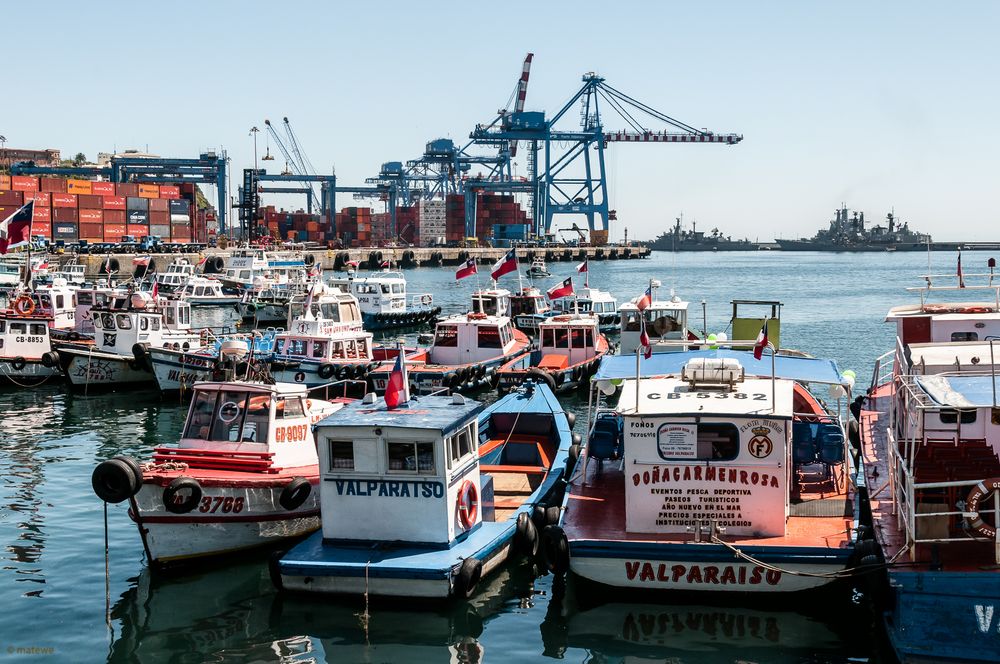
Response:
[594, 350, 844, 385]
[915, 374, 1000, 408]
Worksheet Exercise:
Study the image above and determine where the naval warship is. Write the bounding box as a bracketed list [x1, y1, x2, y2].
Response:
[647, 215, 757, 251]
[777, 206, 932, 251]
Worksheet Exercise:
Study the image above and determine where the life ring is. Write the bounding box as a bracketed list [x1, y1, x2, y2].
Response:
[279, 477, 312, 511]
[457, 480, 479, 528]
[420, 294, 432, 306]
[163, 476, 202, 514]
[12, 296, 35, 316]
[468, 312, 487, 320]
[965, 478, 1000, 538]
[91, 456, 143, 503]
[958, 306, 992, 314]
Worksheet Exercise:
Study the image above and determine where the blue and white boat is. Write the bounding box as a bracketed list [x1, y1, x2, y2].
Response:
[147, 330, 281, 393]
[327, 271, 439, 330]
[272, 381, 574, 599]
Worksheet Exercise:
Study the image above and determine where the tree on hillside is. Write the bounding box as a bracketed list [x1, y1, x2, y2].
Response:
[73, 153, 87, 166]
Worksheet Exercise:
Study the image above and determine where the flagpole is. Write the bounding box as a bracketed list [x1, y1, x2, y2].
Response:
[473, 259, 483, 314]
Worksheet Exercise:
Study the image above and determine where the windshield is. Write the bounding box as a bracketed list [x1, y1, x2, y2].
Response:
[184, 390, 271, 443]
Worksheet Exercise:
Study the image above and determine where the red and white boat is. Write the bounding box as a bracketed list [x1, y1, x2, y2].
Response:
[91, 380, 343, 566]
[497, 313, 609, 393]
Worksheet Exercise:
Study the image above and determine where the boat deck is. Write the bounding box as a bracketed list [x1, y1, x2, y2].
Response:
[564, 459, 853, 550]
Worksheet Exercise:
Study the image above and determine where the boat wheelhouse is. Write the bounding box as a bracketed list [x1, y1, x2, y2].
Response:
[554, 287, 619, 332]
[28, 278, 78, 330]
[51, 262, 87, 287]
[153, 259, 196, 293]
[91, 380, 342, 565]
[471, 287, 511, 317]
[509, 286, 553, 334]
[56, 292, 200, 388]
[177, 276, 241, 306]
[236, 286, 306, 325]
[497, 314, 609, 393]
[273, 382, 572, 599]
[0, 310, 62, 383]
[327, 271, 439, 330]
[546, 350, 861, 595]
[75, 284, 129, 335]
[368, 312, 530, 394]
[619, 287, 692, 355]
[218, 249, 311, 291]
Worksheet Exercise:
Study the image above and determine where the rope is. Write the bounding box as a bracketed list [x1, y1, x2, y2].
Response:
[0, 363, 55, 388]
[710, 535, 885, 578]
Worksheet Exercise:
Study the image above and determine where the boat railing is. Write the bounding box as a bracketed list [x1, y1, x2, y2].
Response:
[410, 293, 434, 308]
[905, 274, 1000, 308]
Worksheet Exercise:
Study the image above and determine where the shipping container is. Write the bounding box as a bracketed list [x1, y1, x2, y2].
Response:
[78, 194, 103, 210]
[79, 223, 103, 240]
[148, 198, 169, 212]
[32, 221, 52, 238]
[79, 209, 103, 223]
[52, 193, 77, 208]
[149, 210, 169, 226]
[127, 211, 149, 225]
[104, 226, 126, 241]
[39, 177, 67, 193]
[0, 190, 22, 206]
[23, 191, 50, 206]
[102, 196, 126, 210]
[103, 209, 126, 223]
[150, 225, 171, 238]
[116, 182, 139, 197]
[138, 184, 159, 199]
[10, 176, 39, 192]
[53, 222, 78, 239]
[126, 197, 148, 211]
[0, 175, 9, 189]
[32, 206, 51, 222]
[66, 179, 93, 195]
[169, 213, 191, 223]
[126, 225, 149, 237]
[90, 181, 115, 196]
[168, 199, 190, 214]
[158, 185, 180, 199]
[52, 207, 78, 222]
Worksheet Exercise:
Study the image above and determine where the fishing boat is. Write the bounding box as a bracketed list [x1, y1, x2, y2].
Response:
[49, 261, 87, 287]
[526, 257, 550, 278]
[217, 248, 313, 291]
[497, 313, 609, 394]
[147, 330, 281, 393]
[509, 285, 553, 334]
[176, 276, 242, 306]
[542, 346, 862, 595]
[618, 281, 695, 355]
[271, 380, 573, 599]
[861, 270, 1000, 663]
[235, 286, 304, 325]
[326, 270, 439, 330]
[91, 380, 343, 566]
[75, 284, 129, 336]
[56, 291, 200, 389]
[0, 306, 63, 384]
[368, 312, 530, 394]
[152, 258, 196, 293]
[554, 286, 619, 332]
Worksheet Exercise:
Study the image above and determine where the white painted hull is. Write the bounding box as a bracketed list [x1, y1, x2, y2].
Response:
[133, 479, 320, 564]
[62, 350, 153, 387]
[148, 349, 216, 392]
[569, 553, 846, 593]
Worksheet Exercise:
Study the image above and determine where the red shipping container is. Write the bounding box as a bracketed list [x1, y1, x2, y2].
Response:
[103, 209, 126, 223]
[127, 225, 150, 237]
[171, 226, 192, 240]
[79, 209, 103, 223]
[148, 198, 169, 212]
[104, 224, 126, 241]
[78, 194, 103, 209]
[90, 181, 115, 196]
[32, 221, 52, 238]
[40, 177, 67, 193]
[158, 185, 180, 199]
[10, 176, 39, 192]
[116, 183, 139, 197]
[52, 207, 78, 222]
[32, 206, 51, 222]
[0, 190, 23, 206]
[79, 223, 104, 240]
[102, 196, 126, 210]
[23, 191, 50, 206]
[52, 193, 77, 208]
[149, 210, 169, 225]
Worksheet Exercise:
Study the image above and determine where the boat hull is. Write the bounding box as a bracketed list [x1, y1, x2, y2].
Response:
[269, 357, 378, 387]
[60, 348, 153, 387]
[884, 570, 1000, 663]
[0, 358, 61, 384]
[361, 308, 440, 331]
[149, 348, 217, 392]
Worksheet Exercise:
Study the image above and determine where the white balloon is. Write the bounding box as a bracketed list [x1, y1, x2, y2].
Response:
[841, 374, 856, 389]
[829, 384, 847, 399]
[716, 332, 728, 342]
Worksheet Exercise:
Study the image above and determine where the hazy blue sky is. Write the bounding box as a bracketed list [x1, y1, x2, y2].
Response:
[3, 1, 998, 241]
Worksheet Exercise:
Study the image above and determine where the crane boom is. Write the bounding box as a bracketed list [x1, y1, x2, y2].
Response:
[510, 53, 533, 158]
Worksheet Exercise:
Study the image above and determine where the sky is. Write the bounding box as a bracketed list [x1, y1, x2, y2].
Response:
[3, 1, 998, 241]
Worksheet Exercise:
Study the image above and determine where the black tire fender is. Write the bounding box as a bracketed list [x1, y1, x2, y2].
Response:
[10, 356, 27, 371]
[163, 476, 202, 514]
[92, 456, 143, 503]
[318, 363, 336, 380]
[454, 557, 483, 599]
[526, 367, 556, 392]
[303, 253, 316, 267]
[41, 351, 60, 368]
[515, 512, 539, 557]
[541, 525, 570, 574]
[279, 477, 312, 511]
[848, 420, 861, 450]
[564, 412, 576, 429]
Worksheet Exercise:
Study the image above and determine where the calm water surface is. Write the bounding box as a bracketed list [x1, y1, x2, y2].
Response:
[2, 249, 991, 663]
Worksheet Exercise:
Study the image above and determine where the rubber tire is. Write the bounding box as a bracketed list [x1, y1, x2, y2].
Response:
[565, 412, 576, 428]
[303, 254, 316, 267]
[132, 343, 150, 371]
[279, 477, 312, 511]
[526, 367, 556, 392]
[10, 357, 26, 371]
[544, 505, 561, 526]
[40, 351, 60, 368]
[318, 363, 336, 380]
[567, 444, 581, 475]
[163, 477, 202, 514]
[541, 525, 570, 574]
[515, 512, 540, 557]
[92, 457, 143, 503]
[454, 557, 482, 599]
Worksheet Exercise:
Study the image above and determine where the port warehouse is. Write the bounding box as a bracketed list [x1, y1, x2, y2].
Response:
[0, 171, 595, 248]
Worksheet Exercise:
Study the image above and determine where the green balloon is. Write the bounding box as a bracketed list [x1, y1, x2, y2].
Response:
[707, 333, 717, 341]
[611, 378, 623, 386]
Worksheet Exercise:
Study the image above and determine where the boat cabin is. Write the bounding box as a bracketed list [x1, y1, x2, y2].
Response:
[177, 381, 337, 469]
[554, 287, 618, 317]
[615, 361, 796, 537]
[535, 315, 601, 368]
[471, 288, 511, 317]
[887, 279, 1000, 346]
[510, 287, 550, 318]
[429, 313, 517, 365]
[51, 263, 87, 286]
[314, 393, 486, 545]
[221, 249, 308, 289]
[91, 292, 196, 354]
[0, 312, 52, 361]
[154, 260, 195, 291]
[898, 341, 1000, 376]
[275, 285, 371, 362]
[285, 284, 363, 332]
[328, 272, 409, 316]
[178, 276, 234, 303]
[30, 278, 78, 330]
[619, 295, 690, 355]
[75, 285, 127, 334]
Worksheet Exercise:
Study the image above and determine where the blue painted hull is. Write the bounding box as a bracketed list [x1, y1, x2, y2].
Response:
[885, 570, 1000, 663]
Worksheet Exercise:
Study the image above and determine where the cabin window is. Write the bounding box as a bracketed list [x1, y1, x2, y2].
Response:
[386, 440, 435, 474]
[951, 332, 978, 342]
[584, 329, 594, 347]
[178, 306, 190, 326]
[380, 284, 391, 294]
[164, 308, 175, 326]
[195, 287, 206, 296]
[100, 313, 113, 329]
[78, 292, 93, 305]
[555, 328, 569, 348]
[543, 328, 555, 348]
[55, 295, 65, 309]
[392, 284, 403, 294]
[939, 409, 977, 424]
[278, 397, 306, 419]
[698, 424, 739, 460]
[10, 323, 26, 334]
[435, 325, 458, 347]
[285, 339, 307, 356]
[185, 390, 270, 442]
[328, 439, 355, 470]
[344, 340, 356, 358]
[447, 424, 475, 469]
[140, 317, 149, 331]
[0, 321, 5, 333]
[478, 298, 498, 315]
[357, 338, 368, 356]
[115, 314, 132, 330]
[30, 324, 46, 336]
[478, 326, 503, 348]
[240, 270, 251, 280]
[312, 341, 327, 358]
[570, 328, 586, 348]
[150, 318, 160, 331]
[331, 341, 345, 359]
[320, 303, 340, 321]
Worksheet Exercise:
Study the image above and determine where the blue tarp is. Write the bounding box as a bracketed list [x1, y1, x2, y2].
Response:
[594, 350, 844, 384]
[916, 374, 1000, 408]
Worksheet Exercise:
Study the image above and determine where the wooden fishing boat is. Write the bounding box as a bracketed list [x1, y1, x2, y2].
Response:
[91, 380, 343, 566]
[271, 380, 573, 599]
[497, 313, 608, 393]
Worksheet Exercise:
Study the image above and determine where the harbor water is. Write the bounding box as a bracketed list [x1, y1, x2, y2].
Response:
[3, 249, 993, 663]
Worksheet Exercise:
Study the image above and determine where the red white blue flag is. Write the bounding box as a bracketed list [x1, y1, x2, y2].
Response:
[753, 319, 769, 360]
[636, 285, 652, 311]
[491, 249, 517, 280]
[547, 277, 574, 300]
[0, 200, 33, 254]
[384, 352, 409, 409]
[639, 318, 653, 359]
[456, 258, 477, 280]
[575, 259, 588, 273]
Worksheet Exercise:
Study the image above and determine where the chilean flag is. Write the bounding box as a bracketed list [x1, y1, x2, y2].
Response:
[456, 258, 477, 280]
[575, 259, 588, 273]
[636, 285, 652, 311]
[639, 318, 653, 359]
[547, 277, 574, 300]
[384, 352, 409, 409]
[491, 249, 517, 281]
[753, 319, 769, 360]
[0, 200, 34, 254]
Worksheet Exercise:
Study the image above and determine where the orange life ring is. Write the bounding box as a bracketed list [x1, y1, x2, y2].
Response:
[468, 312, 488, 320]
[457, 480, 479, 528]
[965, 477, 1000, 538]
[12, 296, 35, 316]
[921, 304, 949, 313]
[958, 306, 992, 314]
